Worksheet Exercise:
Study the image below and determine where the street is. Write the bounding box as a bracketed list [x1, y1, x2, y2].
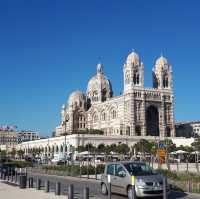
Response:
[28, 172, 200, 199]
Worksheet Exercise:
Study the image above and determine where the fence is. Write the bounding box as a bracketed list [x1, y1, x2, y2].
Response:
[0, 170, 91, 199]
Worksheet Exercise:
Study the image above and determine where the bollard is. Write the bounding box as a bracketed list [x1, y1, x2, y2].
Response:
[7, 171, 9, 181]
[83, 187, 89, 199]
[36, 178, 41, 190]
[19, 175, 27, 189]
[44, 180, 50, 192]
[11, 172, 14, 182]
[3, 172, 6, 180]
[15, 172, 18, 184]
[68, 184, 74, 199]
[79, 163, 82, 178]
[0, 172, 3, 179]
[55, 182, 61, 195]
[29, 177, 34, 188]
[163, 177, 167, 199]
[188, 180, 192, 192]
[131, 176, 136, 199]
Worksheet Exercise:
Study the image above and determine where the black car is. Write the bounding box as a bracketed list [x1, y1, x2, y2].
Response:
[0, 163, 16, 175]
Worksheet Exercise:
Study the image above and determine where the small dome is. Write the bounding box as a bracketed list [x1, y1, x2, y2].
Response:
[126, 51, 140, 65]
[155, 55, 168, 66]
[154, 55, 169, 73]
[68, 91, 86, 107]
[87, 63, 113, 102]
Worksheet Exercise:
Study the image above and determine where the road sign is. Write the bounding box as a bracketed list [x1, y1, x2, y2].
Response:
[157, 149, 166, 157]
[157, 149, 166, 164]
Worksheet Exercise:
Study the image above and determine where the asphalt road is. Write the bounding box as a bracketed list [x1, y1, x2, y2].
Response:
[27, 172, 200, 199]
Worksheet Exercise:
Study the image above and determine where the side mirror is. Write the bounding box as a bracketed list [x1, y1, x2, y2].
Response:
[118, 170, 126, 177]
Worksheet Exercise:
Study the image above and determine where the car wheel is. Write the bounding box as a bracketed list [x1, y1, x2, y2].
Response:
[127, 186, 137, 199]
[101, 183, 108, 195]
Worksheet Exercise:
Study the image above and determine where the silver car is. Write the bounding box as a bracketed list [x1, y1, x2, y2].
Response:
[101, 161, 169, 198]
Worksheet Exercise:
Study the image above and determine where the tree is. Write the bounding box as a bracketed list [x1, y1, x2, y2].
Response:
[97, 143, 106, 153]
[17, 150, 25, 159]
[10, 148, 16, 159]
[192, 138, 200, 152]
[116, 144, 130, 154]
[85, 143, 96, 153]
[77, 145, 85, 152]
[0, 150, 7, 159]
[134, 139, 155, 155]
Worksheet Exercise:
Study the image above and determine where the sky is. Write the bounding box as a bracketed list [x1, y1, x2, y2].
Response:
[0, 0, 199, 136]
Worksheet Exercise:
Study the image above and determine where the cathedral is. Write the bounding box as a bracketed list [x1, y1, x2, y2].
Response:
[55, 51, 175, 138]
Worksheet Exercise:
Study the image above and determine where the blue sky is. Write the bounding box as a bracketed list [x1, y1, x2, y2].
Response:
[0, 0, 199, 136]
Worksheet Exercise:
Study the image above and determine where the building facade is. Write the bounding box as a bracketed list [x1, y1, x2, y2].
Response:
[0, 129, 40, 151]
[56, 51, 175, 138]
[0, 130, 18, 150]
[17, 130, 40, 143]
[175, 121, 200, 137]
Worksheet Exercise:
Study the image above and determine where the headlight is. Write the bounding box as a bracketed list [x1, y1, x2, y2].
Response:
[137, 178, 146, 187]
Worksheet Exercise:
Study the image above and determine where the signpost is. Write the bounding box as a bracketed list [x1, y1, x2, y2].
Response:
[157, 141, 166, 164]
[131, 176, 136, 199]
[108, 174, 111, 199]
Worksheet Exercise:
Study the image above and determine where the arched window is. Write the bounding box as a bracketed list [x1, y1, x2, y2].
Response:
[125, 71, 130, 84]
[163, 74, 169, 88]
[136, 74, 140, 84]
[73, 112, 86, 130]
[135, 125, 141, 136]
[111, 109, 117, 119]
[133, 73, 137, 84]
[93, 113, 98, 123]
[92, 91, 98, 101]
[133, 71, 140, 85]
[60, 145, 63, 152]
[166, 127, 171, 137]
[126, 126, 130, 136]
[102, 89, 107, 102]
[101, 112, 106, 121]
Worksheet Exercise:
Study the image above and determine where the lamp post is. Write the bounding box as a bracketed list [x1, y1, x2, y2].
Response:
[87, 142, 89, 179]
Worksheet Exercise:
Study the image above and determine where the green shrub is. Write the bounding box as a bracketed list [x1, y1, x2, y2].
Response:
[41, 164, 105, 176]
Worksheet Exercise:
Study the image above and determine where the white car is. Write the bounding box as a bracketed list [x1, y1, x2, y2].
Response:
[51, 154, 66, 164]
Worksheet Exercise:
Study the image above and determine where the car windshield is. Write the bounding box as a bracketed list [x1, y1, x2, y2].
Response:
[123, 162, 155, 176]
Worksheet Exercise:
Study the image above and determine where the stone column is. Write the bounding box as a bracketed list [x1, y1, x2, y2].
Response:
[141, 91, 146, 136]
[130, 92, 135, 136]
[170, 95, 175, 137]
[160, 94, 166, 138]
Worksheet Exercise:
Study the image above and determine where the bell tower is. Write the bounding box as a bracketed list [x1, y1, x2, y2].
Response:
[123, 51, 144, 94]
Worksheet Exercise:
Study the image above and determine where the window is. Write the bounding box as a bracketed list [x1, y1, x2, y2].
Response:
[163, 74, 169, 88]
[92, 91, 98, 101]
[133, 71, 140, 85]
[111, 109, 117, 119]
[125, 71, 130, 84]
[107, 164, 115, 175]
[101, 112, 106, 121]
[115, 164, 126, 177]
[93, 113, 98, 123]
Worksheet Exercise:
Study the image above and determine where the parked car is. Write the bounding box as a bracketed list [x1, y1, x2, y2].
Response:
[51, 153, 70, 165]
[0, 162, 16, 175]
[101, 161, 169, 198]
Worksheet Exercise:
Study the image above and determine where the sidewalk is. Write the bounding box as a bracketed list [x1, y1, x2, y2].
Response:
[0, 181, 67, 199]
